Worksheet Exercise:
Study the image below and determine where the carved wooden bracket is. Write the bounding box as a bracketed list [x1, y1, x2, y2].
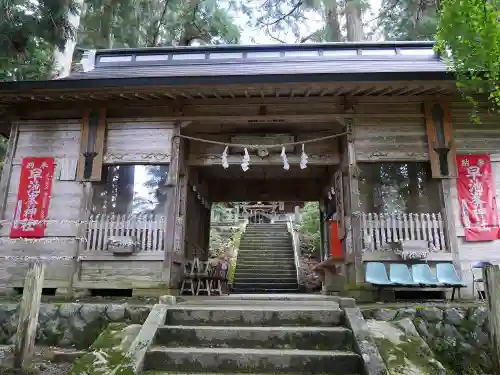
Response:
[424, 101, 457, 179]
[76, 108, 106, 181]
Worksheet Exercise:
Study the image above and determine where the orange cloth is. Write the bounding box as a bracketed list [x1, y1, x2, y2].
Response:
[328, 220, 343, 259]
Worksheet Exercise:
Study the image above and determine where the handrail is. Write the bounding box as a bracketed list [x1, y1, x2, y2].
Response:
[286, 216, 301, 288]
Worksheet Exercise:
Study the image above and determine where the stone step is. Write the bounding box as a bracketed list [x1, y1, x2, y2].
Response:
[241, 233, 292, 241]
[236, 259, 294, 265]
[234, 271, 297, 278]
[155, 325, 354, 351]
[243, 230, 290, 234]
[237, 250, 294, 256]
[166, 306, 344, 327]
[144, 372, 360, 375]
[233, 282, 299, 290]
[235, 264, 296, 271]
[237, 254, 294, 260]
[240, 237, 291, 242]
[144, 347, 361, 374]
[236, 261, 296, 267]
[238, 245, 293, 250]
[234, 277, 298, 284]
[232, 288, 299, 296]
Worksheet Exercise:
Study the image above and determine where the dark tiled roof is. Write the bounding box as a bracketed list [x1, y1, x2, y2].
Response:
[66, 41, 448, 81]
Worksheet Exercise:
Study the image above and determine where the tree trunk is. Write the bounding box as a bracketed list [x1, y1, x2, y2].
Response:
[99, 0, 119, 48]
[345, 0, 363, 41]
[51, 0, 85, 79]
[323, 0, 341, 42]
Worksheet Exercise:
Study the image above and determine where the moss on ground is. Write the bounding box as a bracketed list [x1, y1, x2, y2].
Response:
[374, 334, 445, 375]
[68, 323, 136, 375]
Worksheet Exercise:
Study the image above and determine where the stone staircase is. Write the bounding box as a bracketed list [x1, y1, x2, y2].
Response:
[143, 297, 364, 374]
[233, 223, 299, 293]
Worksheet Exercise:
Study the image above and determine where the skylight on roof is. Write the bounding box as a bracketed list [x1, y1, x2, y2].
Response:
[246, 51, 281, 58]
[284, 50, 319, 57]
[172, 53, 206, 60]
[362, 49, 396, 56]
[99, 55, 133, 63]
[399, 48, 435, 57]
[323, 49, 358, 57]
[136, 54, 170, 62]
[210, 52, 243, 59]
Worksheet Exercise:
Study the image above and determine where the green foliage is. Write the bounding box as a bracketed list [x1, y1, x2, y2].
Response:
[78, 0, 241, 48]
[436, 0, 500, 112]
[376, 0, 437, 40]
[298, 202, 321, 257]
[0, 0, 78, 79]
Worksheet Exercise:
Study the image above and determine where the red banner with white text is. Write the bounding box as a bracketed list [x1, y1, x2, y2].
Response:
[456, 154, 500, 241]
[9, 157, 55, 238]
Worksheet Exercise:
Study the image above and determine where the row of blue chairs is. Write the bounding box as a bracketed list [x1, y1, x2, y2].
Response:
[365, 262, 467, 300]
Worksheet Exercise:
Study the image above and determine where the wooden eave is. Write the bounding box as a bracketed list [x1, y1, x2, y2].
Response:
[0, 80, 457, 107]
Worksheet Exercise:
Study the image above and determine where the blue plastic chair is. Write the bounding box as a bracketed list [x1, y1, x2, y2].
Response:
[365, 262, 393, 286]
[389, 264, 418, 286]
[411, 264, 442, 286]
[365, 262, 393, 300]
[436, 263, 467, 300]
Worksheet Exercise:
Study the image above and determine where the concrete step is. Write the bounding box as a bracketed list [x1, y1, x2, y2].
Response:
[241, 238, 292, 242]
[234, 282, 299, 290]
[242, 232, 290, 236]
[166, 306, 344, 326]
[237, 250, 294, 256]
[234, 271, 297, 278]
[155, 325, 353, 351]
[232, 288, 299, 296]
[240, 238, 292, 242]
[238, 245, 293, 250]
[237, 256, 294, 263]
[236, 261, 296, 273]
[144, 372, 360, 375]
[236, 261, 296, 267]
[144, 347, 361, 374]
[234, 277, 298, 284]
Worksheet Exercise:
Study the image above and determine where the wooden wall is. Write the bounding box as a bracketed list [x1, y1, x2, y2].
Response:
[449, 101, 500, 296]
[354, 101, 428, 162]
[0, 119, 82, 289]
[0, 117, 176, 291]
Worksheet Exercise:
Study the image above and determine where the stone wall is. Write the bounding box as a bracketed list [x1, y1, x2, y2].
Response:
[362, 305, 492, 375]
[0, 303, 152, 349]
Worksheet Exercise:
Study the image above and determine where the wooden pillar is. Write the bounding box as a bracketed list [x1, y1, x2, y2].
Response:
[163, 126, 182, 286]
[14, 261, 45, 369]
[319, 201, 325, 262]
[70, 182, 92, 294]
[440, 179, 461, 276]
[483, 265, 500, 373]
[0, 121, 19, 219]
[343, 114, 363, 284]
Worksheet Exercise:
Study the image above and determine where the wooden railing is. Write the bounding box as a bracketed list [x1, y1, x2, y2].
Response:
[85, 214, 165, 252]
[361, 212, 447, 252]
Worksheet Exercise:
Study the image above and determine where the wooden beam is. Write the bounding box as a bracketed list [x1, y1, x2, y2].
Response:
[208, 179, 325, 202]
[188, 154, 340, 166]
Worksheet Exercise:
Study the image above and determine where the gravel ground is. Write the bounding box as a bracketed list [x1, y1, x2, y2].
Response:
[0, 347, 75, 375]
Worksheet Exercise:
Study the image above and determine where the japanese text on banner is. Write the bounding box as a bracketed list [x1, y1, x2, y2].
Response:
[456, 154, 500, 242]
[10, 157, 55, 238]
